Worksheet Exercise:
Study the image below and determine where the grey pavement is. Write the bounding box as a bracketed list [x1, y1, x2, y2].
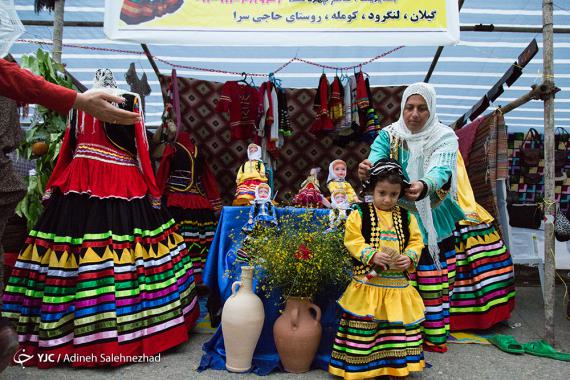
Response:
[2, 286, 569, 380]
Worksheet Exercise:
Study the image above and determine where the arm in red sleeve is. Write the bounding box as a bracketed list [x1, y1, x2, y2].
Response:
[0, 59, 77, 115]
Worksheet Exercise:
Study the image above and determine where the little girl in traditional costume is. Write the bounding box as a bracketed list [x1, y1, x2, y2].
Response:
[233, 143, 268, 205]
[329, 159, 426, 379]
[327, 159, 359, 204]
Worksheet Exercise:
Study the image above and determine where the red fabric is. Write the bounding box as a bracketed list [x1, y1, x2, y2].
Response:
[156, 143, 176, 194]
[156, 132, 221, 210]
[455, 116, 484, 167]
[0, 59, 76, 115]
[310, 74, 334, 134]
[215, 81, 260, 140]
[260, 81, 274, 128]
[356, 72, 369, 109]
[450, 300, 515, 331]
[46, 110, 160, 201]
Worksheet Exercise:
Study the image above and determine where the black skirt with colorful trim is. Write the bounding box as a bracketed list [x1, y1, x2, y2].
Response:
[1, 192, 199, 368]
[167, 206, 217, 284]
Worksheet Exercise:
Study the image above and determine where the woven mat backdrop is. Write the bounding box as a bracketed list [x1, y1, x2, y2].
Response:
[161, 75, 405, 204]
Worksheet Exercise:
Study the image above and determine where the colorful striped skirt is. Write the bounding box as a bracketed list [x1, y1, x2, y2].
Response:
[329, 313, 425, 379]
[408, 236, 456, 352]
[451, 223, 515, 330]
[233, 179, 265, 206]
[1, 192, 199, 368]
[167, 206, 217, 284]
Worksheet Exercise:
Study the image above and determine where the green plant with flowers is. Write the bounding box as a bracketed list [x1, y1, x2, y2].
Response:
[241, 211, 352, 299]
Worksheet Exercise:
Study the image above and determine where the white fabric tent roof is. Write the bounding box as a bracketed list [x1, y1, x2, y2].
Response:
[10, 0, 570, 132]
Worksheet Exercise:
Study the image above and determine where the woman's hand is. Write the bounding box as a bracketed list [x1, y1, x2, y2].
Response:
[391, 254, 412, 270]
[371, 251, 390, 270]
[73, 91, 141, 124]
[358, 159, 373, 181]
[404, 180, 424, 201]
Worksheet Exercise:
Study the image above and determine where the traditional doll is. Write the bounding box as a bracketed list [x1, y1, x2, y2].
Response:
[233, 143, 268, 206]
[327, 189, 351, 231]
[237, 183, 278, 263]
[327, 159, 359, 204]
[243, 183, 278, 233]
[293, 167, 329, 208]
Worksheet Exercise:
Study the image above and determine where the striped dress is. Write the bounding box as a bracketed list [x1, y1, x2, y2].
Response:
[1, 104, 199, 367]
[450, 154, 515, 330]
[329, 203, 426, 379]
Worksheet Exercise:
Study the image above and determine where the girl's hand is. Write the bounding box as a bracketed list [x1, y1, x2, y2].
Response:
[392, 254, 412, 270]
[371, 251, 391, 270]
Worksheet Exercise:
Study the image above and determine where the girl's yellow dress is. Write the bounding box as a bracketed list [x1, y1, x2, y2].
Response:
[329, 203, 426, 379]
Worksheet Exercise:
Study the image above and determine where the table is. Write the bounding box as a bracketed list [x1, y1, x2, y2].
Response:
[198, 206, 343, 375]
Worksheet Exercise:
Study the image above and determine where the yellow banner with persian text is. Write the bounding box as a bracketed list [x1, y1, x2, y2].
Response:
[105, 0, 460, 46]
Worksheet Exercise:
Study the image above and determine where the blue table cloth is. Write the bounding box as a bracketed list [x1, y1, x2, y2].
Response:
[198, 206, 344, 375]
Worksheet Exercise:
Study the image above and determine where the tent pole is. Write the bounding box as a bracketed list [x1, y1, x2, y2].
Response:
[141, 44, 168, 105]
[498, 84, 558, 115]
[424, 0, 465, 83]
[52, 0, 65, 64]
[542, 0, 556, 347]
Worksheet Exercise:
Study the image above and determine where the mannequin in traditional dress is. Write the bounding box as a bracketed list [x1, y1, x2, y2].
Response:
[327, 189, 351, 231]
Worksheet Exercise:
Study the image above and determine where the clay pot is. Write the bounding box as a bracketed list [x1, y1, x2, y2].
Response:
[31, 141, 48, 157]
[273, 297, 322, 373]
[221, 266, 265, 372]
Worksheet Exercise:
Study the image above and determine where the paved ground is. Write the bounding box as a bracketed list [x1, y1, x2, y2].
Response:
[2, 286, 569, 380]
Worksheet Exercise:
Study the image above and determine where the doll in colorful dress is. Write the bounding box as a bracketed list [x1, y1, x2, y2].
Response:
[293, 167, 329, 208]
[326, 189, 351, 232]
[233, 143, 268, 206]
[237, 184, 278, 263]
[327, 159, 359, 204]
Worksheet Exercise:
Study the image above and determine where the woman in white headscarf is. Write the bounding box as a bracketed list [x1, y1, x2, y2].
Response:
[358, 82, 515, 351]
[358, 82, 464, 352]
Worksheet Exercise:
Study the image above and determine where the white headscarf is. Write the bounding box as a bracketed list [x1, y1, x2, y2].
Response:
[247, 143, 262, 161]
[331, 190, 350, 211]
[385, 82, 458, 268]
[327, 159, 347, 183]
[254, 183, 271, 203]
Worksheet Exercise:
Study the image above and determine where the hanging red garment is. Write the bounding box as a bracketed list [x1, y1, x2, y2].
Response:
[329, 76, 344, 124]
[355, 71, 370, 109]
[216, 81, 260, 140]
[310, 74, 334, 135]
